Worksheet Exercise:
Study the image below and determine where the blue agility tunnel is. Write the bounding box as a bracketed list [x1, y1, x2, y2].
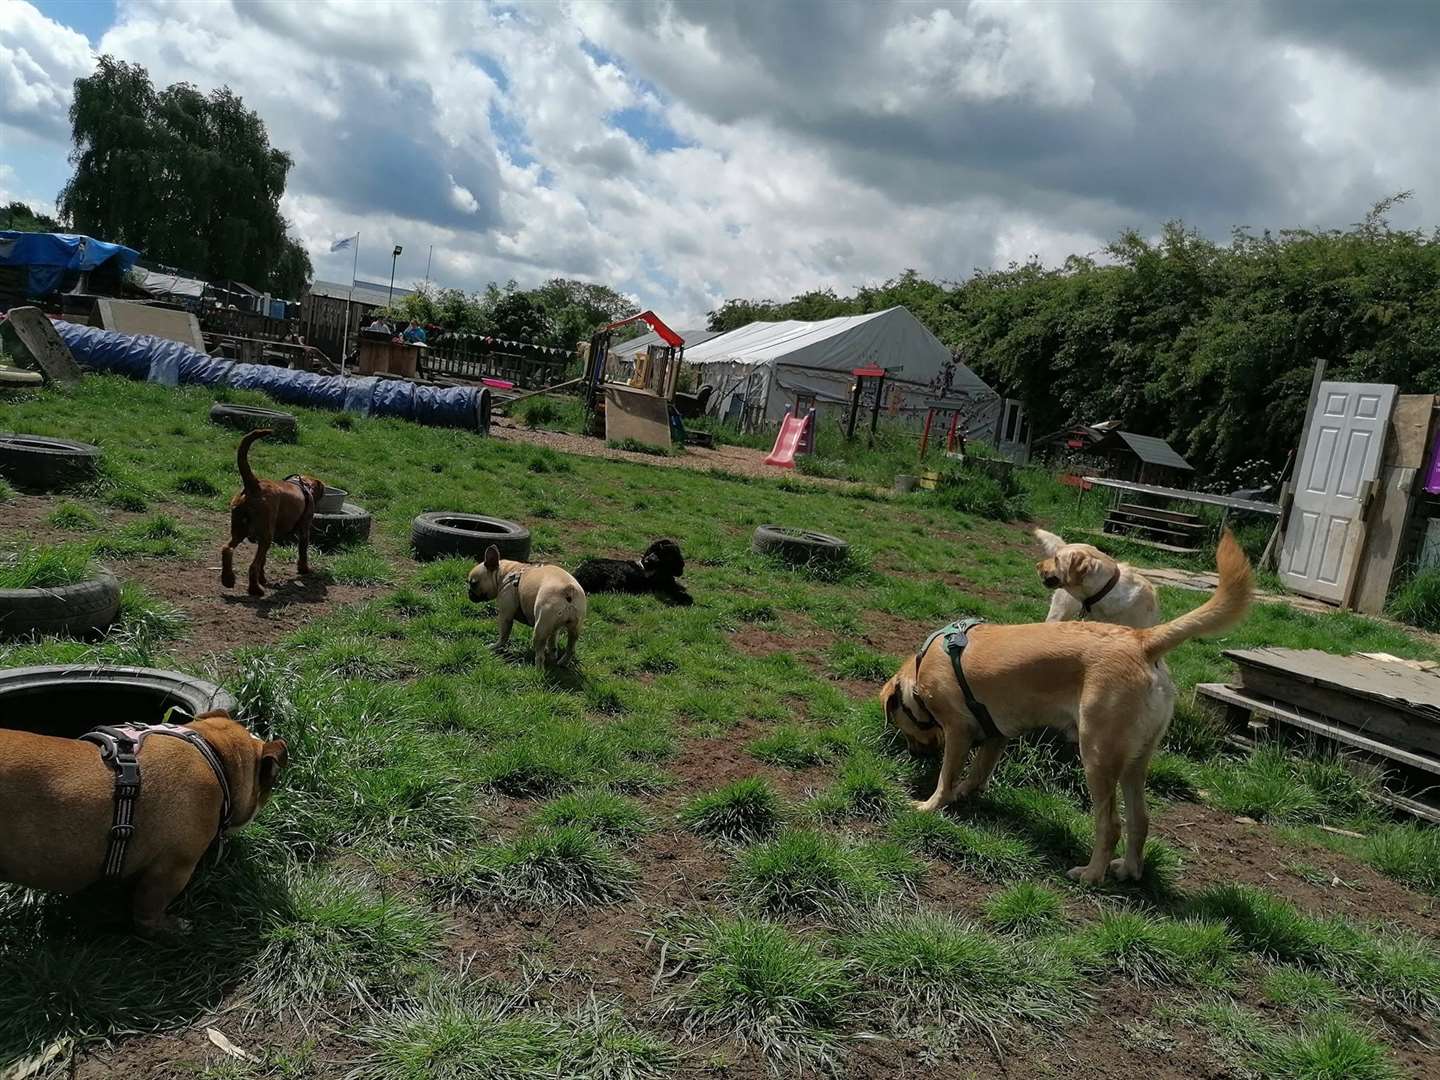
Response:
[52, 321, 489, 434]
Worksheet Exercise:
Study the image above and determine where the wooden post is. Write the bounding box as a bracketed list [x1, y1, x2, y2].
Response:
[918, 407, 935, 459]
[868, 371, 886, 446]
[846, 377, 863, 441]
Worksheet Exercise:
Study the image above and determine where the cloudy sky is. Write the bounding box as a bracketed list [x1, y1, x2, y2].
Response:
[3, 0, 1438, 324]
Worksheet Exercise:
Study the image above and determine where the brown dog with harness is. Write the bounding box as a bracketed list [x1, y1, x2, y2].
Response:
[221, 428, 325, 597]
[0, 710, 286, 931]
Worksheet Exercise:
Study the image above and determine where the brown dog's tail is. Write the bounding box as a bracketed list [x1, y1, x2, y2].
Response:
[1138, 530, 1253, 662]
[236, 428, 272, 495]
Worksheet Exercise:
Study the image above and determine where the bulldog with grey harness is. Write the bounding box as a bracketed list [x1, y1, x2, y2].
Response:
[80, 721, 232, 879]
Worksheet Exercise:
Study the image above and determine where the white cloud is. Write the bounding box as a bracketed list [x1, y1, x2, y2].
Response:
[0, 1, 93, 141]
[3, 0, 1439, 328]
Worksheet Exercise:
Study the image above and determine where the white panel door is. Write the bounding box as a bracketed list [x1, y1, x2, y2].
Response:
[1279, 381, 1397, 603]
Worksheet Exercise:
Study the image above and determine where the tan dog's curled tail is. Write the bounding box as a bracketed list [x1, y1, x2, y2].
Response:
[1139, 530, 1253, 661]
[236, 428, 272, 495]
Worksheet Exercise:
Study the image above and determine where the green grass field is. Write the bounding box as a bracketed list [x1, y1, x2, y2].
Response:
[1, 375, 1437, 1079]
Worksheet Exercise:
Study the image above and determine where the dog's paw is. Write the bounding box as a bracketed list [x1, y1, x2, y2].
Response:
[1067, 865, 1107, 885]
[221, 571, 236, 589]
[910, 798, 940, 813]
[1108, 857, 1142, 882]
[248, 585, 265, 597]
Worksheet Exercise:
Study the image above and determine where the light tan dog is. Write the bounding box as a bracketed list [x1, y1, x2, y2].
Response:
[0, 711, 287, 930]
[1034, 528, 1160, 628]
[221, 429, 325, 597]
[881, 532, 1251, 885]
[468, 545, 587, 668]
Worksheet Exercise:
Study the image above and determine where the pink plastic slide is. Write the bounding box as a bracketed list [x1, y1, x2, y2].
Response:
[764, 411, 812, 468]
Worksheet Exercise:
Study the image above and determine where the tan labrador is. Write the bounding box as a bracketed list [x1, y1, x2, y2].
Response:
[468, 545, 587, 668]
[0, 711, 287, 930]
[1034, 528, 1159, 628]
[882, 532, 1251, 885]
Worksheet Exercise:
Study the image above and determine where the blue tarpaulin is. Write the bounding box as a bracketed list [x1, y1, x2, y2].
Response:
[0, 231, 141, 296]
[51, 321, 487, 433]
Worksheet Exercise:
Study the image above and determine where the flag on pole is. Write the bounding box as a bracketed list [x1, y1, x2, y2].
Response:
[330, 235, 357, 252]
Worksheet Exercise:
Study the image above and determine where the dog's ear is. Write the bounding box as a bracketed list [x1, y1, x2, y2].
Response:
[257, 738, 288, 791]
[1034, 529, 1065, 556]
[483, 545, 500, 571]
[1058, 548, 1096, 584]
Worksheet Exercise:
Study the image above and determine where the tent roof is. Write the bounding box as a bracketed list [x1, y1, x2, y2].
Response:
[615, 327, 719, 354]
[134, 268, 205, 299]
[0, 231, 140, 274]
[684, 306, 993, 396]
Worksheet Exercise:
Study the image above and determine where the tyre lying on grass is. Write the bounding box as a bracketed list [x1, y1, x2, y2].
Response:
[0, 546, 121, 639]
[0, 665, 236, 738]
[411, 512, 531, 562]
[208, 402, 298, 440]
[310, 501, 374, 551]
[751, 524, 849, 565]
[0, 432, 101, 491]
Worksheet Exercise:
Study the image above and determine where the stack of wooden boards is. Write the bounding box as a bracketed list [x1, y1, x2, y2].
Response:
[1199, 647, 1440, 821]
[1102, 501, 1207, 553]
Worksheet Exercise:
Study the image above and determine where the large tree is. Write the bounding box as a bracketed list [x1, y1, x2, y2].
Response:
[58, 56, 312, 297]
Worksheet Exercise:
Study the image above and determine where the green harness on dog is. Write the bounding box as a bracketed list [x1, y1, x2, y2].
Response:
[916, 617, 1003, 743]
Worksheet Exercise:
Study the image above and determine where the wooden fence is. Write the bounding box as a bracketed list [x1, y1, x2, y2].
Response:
[422, 335, 572, 390]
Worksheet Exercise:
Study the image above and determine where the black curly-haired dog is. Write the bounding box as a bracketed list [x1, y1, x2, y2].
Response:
[571, 538, 692, 606]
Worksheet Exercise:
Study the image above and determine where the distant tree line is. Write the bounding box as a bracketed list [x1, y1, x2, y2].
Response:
[55, 57, 312, 299]
[0, 202, 61, 232]
[384, 277, 641, 351]
[709, 196, 1440, 477]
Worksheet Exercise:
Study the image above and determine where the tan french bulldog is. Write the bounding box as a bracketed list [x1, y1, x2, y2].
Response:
[0, 711, 287, 931]
[467, 545, 587, 668]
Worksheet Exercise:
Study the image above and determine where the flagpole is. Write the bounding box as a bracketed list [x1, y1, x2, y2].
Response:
[341, 232, 359, 376]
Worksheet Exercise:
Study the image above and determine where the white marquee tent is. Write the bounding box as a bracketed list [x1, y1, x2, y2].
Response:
[682, 306, 999, 433]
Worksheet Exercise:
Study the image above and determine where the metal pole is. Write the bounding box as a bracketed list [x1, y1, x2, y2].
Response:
[869, 371, 886, 446]
[388, 252, 398, 306]
[341, 233, 358, 377]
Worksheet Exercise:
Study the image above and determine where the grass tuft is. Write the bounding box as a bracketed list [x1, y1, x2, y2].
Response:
[844, 909, 1077, 1040]
[530, 791, 651, 842]
[1068, 911, 1236, 986]
[748, 724, 846, 768]
[679, 777, 783, 842]
[45, 500, 102, 531]
[887, 808, 1040, 879]
[982, 881, 1066, 935]
[732, 828, 922, 916]
[1261, 1018, 1400, 1080]
[329, 548, 393, 586]
[0, 542, 99, 589]
[809, 752, 905, 821]
[662, 915, 851, 1070]
[425, 826, 638, 907]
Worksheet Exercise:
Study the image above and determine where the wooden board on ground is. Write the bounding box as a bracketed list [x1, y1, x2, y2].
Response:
[603, 384, 672, 448]
[1224, 646, 1440, 758]
[1, 306, 82, 385]
[95, 298, 205, 352]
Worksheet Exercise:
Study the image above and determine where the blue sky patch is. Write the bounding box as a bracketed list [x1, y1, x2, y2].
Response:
[608, 106, 690, 154]
[35, 0, 114, 44]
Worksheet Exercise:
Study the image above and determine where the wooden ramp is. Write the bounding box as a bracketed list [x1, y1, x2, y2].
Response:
[603, 385, 672, 449]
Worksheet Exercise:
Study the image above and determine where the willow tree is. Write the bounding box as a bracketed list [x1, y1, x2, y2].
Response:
[58, 56, 311, 297]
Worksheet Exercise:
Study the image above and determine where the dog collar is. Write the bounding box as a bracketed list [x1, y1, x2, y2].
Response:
[1082, 567, 1122, 615]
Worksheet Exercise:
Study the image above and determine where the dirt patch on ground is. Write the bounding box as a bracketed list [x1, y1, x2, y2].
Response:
[1, 493, 384, 662]
[1152, 801, 1438, 934]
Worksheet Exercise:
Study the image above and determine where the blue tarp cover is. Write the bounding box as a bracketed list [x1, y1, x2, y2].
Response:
[52, 321, 486, 433]
[0, 231, 141, 296]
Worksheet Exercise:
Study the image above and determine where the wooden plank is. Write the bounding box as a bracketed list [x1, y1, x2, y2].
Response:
[1114, 502, 1205, 526]
[1104, 517, 1201, 543]
[603, 384, 672, 447]
[1351, 465, 1418, 616]
[1224, 647, 1440, 718]
[1196, 683, 1440, 776]
[1082, 476, 1280, 515]
[1108, 511, 1207, 537]
[2, 306, 82, 385]
[95, 299, 206, 352]
[1083, 528, 1199, 555]
[1233, 663, 1440, 757]
[1384, 394, 1435, 469]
